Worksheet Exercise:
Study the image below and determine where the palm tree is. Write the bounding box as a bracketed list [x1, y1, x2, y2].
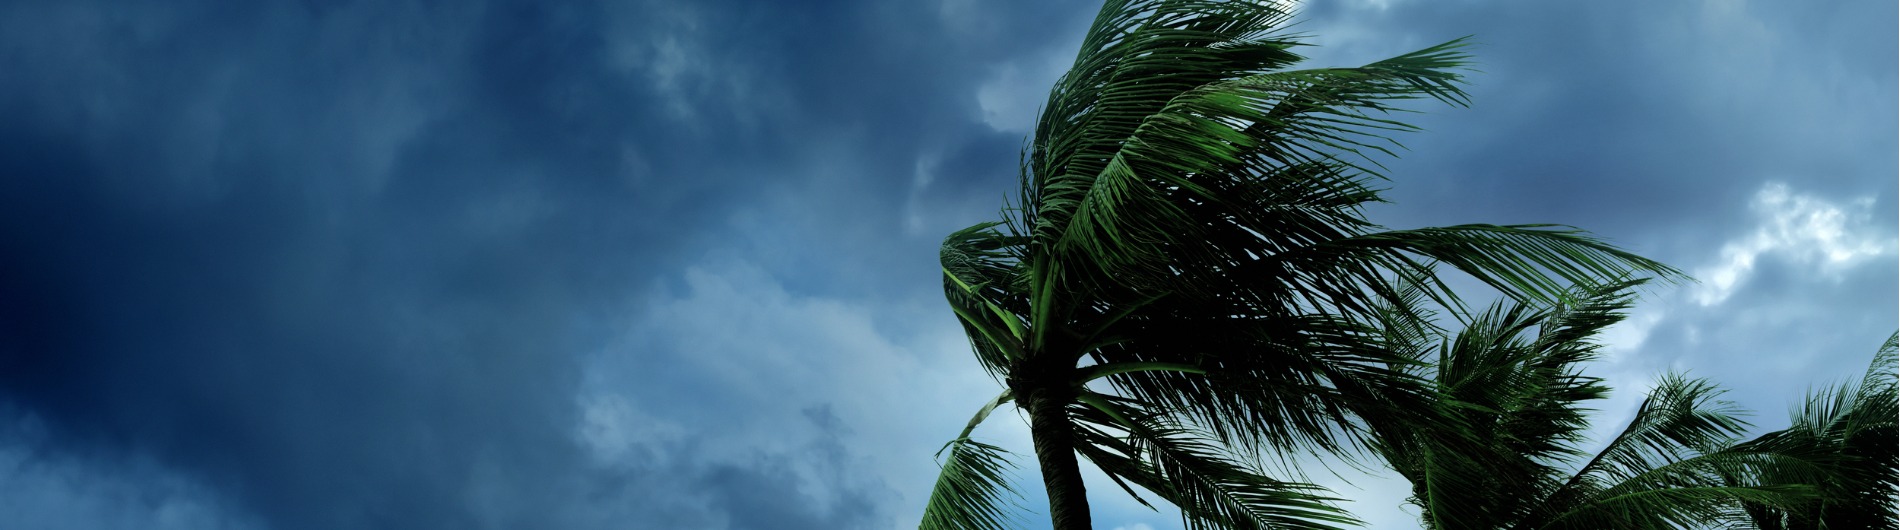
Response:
[1364, 280, 1836, 530]
[918, 1, 1677, 529]
[1733, 334, 1898, 530]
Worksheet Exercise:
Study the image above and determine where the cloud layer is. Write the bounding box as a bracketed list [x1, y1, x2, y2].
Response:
[0, 0, 1891, 529]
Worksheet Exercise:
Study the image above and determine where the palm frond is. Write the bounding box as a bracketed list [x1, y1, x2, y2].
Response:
[1731, 332, 1899, 530]
[1070, 394, 1359, 530]
[1367, 282, 1638, 529]
[1347, 280, 1848, 530]
[1327, 224, 1680, 306]
[1089, 309, 1433, 458]
[1538, 484, 1817, 530]
[920, 438, 1026, 530]
[940, 222, 1030, 378]
[1585, 375, 1749, 477]
[999, 1, 1472, 301]
[926, 3, 1694, 529]
[1527, 374, 1759, 528]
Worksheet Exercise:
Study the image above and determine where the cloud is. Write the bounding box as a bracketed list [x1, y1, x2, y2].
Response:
[975, 49, 1070, 133]
[0, 409, 261, 530]
[0, 1, 790, 528]
[1694, 182, 1895, 306]
[586, 260, 1022, 527]
[1580, 180, 1896, 449]
[0, 0, 1889, 529]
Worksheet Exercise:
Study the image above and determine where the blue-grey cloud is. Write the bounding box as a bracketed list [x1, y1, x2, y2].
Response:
[0, 0, 1022, 528]
[0, 0, 1891, 529]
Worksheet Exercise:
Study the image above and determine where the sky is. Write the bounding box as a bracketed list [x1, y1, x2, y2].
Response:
[0, 0, 1891, 529]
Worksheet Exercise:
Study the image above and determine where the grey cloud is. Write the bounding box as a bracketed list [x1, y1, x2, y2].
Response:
[0, 0, 1890, 529]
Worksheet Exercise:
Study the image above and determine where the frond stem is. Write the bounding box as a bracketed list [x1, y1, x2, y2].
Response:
[1078, 362, 1209, 384]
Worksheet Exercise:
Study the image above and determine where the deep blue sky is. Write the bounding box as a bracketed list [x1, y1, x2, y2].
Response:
[0, 1, 1892, 529]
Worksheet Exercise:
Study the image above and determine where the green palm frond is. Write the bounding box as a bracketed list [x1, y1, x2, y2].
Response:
[920, 391, 1025, 530]
[1355, 282, 1838, 530]
[1564, 374, 1752, 489]
[1013, 2, 1675, 306]
[920, 438, 1025, 530]
[1730, 333, 1898, 530]
[1046, 45, 1478, 280]
[1538, 484, 1817, 530]
[1541, 438, 1834, 529]
[1330, 225, 1677, 305]
[1521, 374, 1843, 530]
[925, 2, 1690, 529]
[1089, 309, 1432, 457]
[1071, 394, 1359, 530]
[1366, 282, 1635, 529]
[941, 222, 1030, 377]
[1531, 373, 1752, 528]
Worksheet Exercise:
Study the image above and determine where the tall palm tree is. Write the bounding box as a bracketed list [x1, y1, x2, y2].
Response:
[1733, 334, 1898, 530]
[918, 1, 1677, 529]
[1365, 280, 1836, 530]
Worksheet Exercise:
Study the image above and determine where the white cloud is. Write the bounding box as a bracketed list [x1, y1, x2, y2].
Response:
[1577, 180, 1894, 463]
[1693, 182, 1894, 306]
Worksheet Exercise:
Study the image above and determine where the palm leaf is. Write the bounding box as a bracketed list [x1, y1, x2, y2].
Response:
[920, 438, 1025, 530]
[925, 2, 1691, 529]
[941, 222, 1030, 378]
[1730, 333, 1898, 530]
[1371, 282, 1636, 529]
[1524, 374, 1840, 530]
[1070, 394, 1359, 530]
[1089, 309, 1433, 457]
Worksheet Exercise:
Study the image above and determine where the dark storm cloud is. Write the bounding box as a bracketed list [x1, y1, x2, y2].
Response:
[0, 0, 1060, 528]
[1297, 0, 1896, 239]
[4, 0, 1891, 528]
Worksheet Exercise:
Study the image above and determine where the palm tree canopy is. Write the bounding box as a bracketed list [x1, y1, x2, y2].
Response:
[1366, 281, 1847, 530]
[1734, 334, 1898, 530]
[922, 1, 1681, 529]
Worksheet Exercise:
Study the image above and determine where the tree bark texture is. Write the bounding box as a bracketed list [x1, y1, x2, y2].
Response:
[1025, 387, 1092, 530]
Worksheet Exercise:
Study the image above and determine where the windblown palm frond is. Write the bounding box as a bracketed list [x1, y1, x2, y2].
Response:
[941, 222, 1030, 379]
[1730, 333, 1898, 530]
[1361, 281, 1835, 530]
[1370, 281, 1633, 529]
[1533, 375, 1827, 530]
[1070, 393, 1360, 530]
[920, 1, 1680, 529]
[920, 438, 1024, 530]
[920, 391, 1025, 530]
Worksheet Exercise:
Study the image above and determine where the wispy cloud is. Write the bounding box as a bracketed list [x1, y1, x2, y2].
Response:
[1695, 182, 1894, 306]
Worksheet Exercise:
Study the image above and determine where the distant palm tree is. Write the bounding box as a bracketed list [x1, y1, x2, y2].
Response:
[1733, 334, 1898, 530]
[917, 1, 1677, 529]
[1365, 280, 1838, 530]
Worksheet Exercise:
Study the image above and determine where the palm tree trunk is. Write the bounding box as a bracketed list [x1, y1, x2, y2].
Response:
[1025, 388, 1092, 530]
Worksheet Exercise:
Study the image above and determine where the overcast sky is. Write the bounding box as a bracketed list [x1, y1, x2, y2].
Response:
[0, 1, 1892, 529]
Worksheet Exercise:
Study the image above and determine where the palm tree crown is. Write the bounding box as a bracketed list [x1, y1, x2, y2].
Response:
[1734, 334, 1898, 530]
[1365, 281, 1846, 530]
[920, 2, 1678, 529]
